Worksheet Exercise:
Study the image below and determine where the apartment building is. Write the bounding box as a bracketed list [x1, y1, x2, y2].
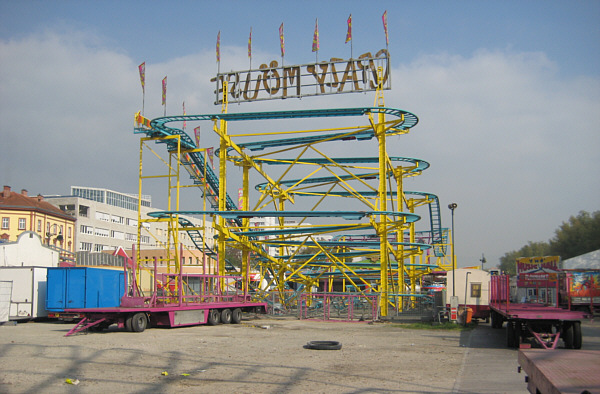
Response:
[45, 186, 215, 254]
[0, 186, 76, 253]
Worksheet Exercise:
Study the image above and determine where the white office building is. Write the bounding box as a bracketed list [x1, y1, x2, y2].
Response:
[45, 186, 214, 253]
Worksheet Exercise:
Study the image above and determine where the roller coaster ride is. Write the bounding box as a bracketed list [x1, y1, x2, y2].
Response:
[133, 78, 451, 318]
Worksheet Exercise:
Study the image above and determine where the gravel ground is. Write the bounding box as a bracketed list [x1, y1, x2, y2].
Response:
[3, 316, 598, 393]
[0, 316, 465, 393]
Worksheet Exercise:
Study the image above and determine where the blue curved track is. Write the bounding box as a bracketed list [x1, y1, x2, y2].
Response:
[135, 105, 445, 284]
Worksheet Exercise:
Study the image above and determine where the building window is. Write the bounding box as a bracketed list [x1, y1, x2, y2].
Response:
[59, 204, 76, 215]
[68, 227, 72, 237]
[1, 217, 9, 229]
[18, 218, 26, 230]
[80, 242, 92, 251]
[81, 225, 93, 235]
[471, 283, 482, 298]
[95, 211, 110, 222]
[94, 228, 110, 237]
[37, 220, 42, 232]
[79, 205, 89, 217]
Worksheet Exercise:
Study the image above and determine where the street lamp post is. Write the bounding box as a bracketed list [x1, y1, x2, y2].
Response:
[448, 203, 457, 297]
[448, 203, 458, 322]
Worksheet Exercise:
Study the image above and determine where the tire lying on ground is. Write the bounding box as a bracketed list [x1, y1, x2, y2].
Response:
[304, 341, 342, 350]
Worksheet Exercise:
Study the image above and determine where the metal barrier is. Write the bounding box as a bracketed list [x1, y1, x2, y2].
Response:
[387, 294, 436, 321]
[299, 292, 379, 322]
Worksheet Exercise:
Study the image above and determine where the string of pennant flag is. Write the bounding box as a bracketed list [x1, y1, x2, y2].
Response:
[136, 11, 389, 148]
[221, 11, 388, 64]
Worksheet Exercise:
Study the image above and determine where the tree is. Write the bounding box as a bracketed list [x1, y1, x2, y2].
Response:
[225, 246, 242, 268]
[498, 241, 552, 275]
[498, 210, 600, 274]
[549, 211, 600, 260]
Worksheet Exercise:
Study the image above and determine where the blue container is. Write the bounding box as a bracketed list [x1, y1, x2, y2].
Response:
[46, 267, 125, 311]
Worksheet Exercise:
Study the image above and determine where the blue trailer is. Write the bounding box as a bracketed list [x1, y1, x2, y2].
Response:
[46, 267, 125, 320]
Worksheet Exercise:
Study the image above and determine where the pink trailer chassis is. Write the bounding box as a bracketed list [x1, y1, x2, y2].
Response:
[489, 275, 590, 349]
[65, 300, 267, 336]
[64, 271, 267, 336]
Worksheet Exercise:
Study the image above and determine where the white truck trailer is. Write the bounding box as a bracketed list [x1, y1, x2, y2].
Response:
[0, 266, 49, 320]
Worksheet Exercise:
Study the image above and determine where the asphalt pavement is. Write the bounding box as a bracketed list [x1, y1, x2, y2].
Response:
[453, 318, 600, 393]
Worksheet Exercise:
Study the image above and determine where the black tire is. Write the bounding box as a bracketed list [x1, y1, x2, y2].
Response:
[207, 309, 220, 325]
[563, 322, 574, 349]
[304, 341, 342, 350]
[491, 311, 503, 329]
[125, 315, 133, 332]
[573, 321, 582, 349]
[231, 308, 242, 324]
[221, 309, 232, 324]
[506, 322, 516, 348]
[131, 313, 148, 333]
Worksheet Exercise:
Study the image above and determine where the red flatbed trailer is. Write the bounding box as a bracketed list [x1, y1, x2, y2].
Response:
[63, 269, 268, 336]
[489, 275, 590, 349]
[518, 349, 600, 393]
[65, 299, 267, 336]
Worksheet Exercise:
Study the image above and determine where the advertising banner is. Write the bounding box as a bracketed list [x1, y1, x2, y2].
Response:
[516, 256, 560, 287]
[570, 271, 600, 297]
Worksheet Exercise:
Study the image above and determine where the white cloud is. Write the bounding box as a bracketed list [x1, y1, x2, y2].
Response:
[1, 31, 598, 267]
[388, 49, 600, 265]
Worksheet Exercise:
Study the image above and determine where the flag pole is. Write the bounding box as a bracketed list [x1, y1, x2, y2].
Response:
[138, 62, 146, 115]
[249, 27, 252, 70]
[182, 101, 186, 131]
[346, 14, 353, 60]
[162, 76, 167, 116]
[217, 30, 222, 103]
[279, 23, 285, 67]
[313, 18, 319, 64]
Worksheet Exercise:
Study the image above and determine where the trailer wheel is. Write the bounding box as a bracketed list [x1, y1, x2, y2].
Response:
[491, 312, 502, 329]
[514, 322, 522, 347]
[131, 313, 148, 333]
[563, 322, 574, 349]
[231, 308, 242, 324]
[506, 321, 517, 348]
[125, 315, 133, 332]
[573, 321, 582, 349]
[207, 309, 220, 325]
[221, 309, 232, 324]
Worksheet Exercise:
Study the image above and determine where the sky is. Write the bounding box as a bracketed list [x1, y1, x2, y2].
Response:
[1, 0, 599, 268]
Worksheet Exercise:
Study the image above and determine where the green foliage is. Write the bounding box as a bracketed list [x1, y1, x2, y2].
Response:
[498, 210, 600, 273]
[549, 210, 600, 260]
[225, 246, 242, 268]
[499, 241, 552, 275]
